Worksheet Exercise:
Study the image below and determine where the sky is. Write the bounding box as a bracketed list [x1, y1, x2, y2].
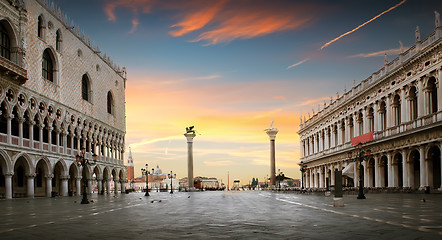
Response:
[55, 0, 441, 187]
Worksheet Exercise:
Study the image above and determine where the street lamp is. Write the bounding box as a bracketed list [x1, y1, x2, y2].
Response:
[76, 147, 97, 204]
[168, 171, 176, 194]
[347, 142, 371, 199]
[300, 163, 307, 190]
[141, 164, 149, 196]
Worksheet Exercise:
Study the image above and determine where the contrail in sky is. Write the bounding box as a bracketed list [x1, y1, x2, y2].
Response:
[287, 58, 310, 69]
[320, 0, 407, 50]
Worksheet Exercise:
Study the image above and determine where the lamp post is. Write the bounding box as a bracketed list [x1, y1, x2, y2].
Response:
[141, 164, 149, 196]
[168, 171, 176, 194]
[347, 142, 371, 199]
[300, 164, 307, 189]
[76, 147, 97, 204]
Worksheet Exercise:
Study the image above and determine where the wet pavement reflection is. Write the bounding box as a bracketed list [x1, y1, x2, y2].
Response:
[1, 191, 441, 239]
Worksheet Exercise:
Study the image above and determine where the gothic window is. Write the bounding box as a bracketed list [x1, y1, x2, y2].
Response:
[42, 49, 54, 82]
[38, 16, 44, 38]
[0, 22, 11, 60]
[82, 74, 90, 102]
[107, 91, 114, 114]
[56, 29, 62, 51]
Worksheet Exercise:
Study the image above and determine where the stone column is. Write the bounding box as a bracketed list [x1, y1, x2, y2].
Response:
[184, 132, 196, 190]
[265, 127, 278, 187]
[39, 124, 44, 150]
[373, 103, 379, 132]
[400, 88, 406, 125]
[46, 175, 53, 197]
[106, 179, 111, 194]
[330, 164, 335, 186]
[87, 178, 93, 194]
[418, 79, 425, 117]
[419, 146, 426, 188]
[29, 120, 35, 147]
[363, 161, 368, 187]
[76, 177, 81, 196]
[18, 117, 24, 147]
[26, 173, 35, 198]
[309, 169, 313, 188]
[96, 174, 103, 194]
[6, 114, 12, 144]
[374, 155, 380, 187]
[47, 127, 53, 150]
[318, 167, 323, 188]
[55, 129, 61, 152]
[121, 180, 126, 193]
[5, 173, 13, 199]
[386, 95, 392, 129]
[60, 175, 69, 196]
[387, 153, 392, 187]
[114, 177, 119, 194]
[62, 130, 67, 154]
[402, 149, 409, 188]
[426, 156, 433, 188]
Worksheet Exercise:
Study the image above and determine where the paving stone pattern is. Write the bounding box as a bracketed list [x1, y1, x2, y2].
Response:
[0, 191, 441, 239]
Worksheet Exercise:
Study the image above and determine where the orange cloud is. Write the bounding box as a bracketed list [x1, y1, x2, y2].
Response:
[192, 13, 311, 45]
[104, 0, 315, 43]
[169, 0, 227, 37]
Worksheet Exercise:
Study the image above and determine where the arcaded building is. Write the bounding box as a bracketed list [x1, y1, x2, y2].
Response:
[0, 0, 127, 199]
[299, 16, 442, 191]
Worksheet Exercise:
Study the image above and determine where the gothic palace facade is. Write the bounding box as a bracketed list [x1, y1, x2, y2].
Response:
[0, 0, 127, 199]
[299, 18, 442, 191]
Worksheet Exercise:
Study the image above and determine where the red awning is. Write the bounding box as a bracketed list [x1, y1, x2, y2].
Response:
[351, 132, 374, 146]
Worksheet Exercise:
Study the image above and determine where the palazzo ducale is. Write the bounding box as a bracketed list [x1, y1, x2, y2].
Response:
[0, 0, 127, 199]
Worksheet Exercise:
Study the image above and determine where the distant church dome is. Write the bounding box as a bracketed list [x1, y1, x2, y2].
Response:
[153, 165, 162, 174]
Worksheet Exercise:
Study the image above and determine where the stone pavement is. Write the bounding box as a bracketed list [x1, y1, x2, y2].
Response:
[0, 191, 441, 239]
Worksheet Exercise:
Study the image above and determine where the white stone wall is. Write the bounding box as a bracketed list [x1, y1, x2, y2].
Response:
[23, 0, 126, 131]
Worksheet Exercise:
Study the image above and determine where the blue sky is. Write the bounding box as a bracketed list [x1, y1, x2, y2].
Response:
[54, 0, 441, 186]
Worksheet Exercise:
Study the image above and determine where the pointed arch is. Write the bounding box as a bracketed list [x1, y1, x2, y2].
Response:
[12, 152, 32, 174]
[42, 48, 58, 83]
[0, 148, 12, 174]
[107, 91, 114, 114]
[81, 73, 92, 102]
[56, 29, 62, 52]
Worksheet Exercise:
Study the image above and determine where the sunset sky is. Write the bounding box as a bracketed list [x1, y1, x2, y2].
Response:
[57, 0, 440, 186]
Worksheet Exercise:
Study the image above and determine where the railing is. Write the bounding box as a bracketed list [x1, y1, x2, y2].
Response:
[303, 112, 441, 162]
[1, 135, 124, 165]
[0, 133, 6, 143]
[11, 136, 19, 145]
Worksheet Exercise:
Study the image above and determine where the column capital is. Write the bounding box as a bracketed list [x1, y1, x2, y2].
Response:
[26, 173, 36, 178]
[184, 133, 196, 142]
[60, 175, 70, 180]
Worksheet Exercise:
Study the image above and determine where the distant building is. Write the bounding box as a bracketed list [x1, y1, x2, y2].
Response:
[132, 165, 178, 192]
[127, 148, 134, 184]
